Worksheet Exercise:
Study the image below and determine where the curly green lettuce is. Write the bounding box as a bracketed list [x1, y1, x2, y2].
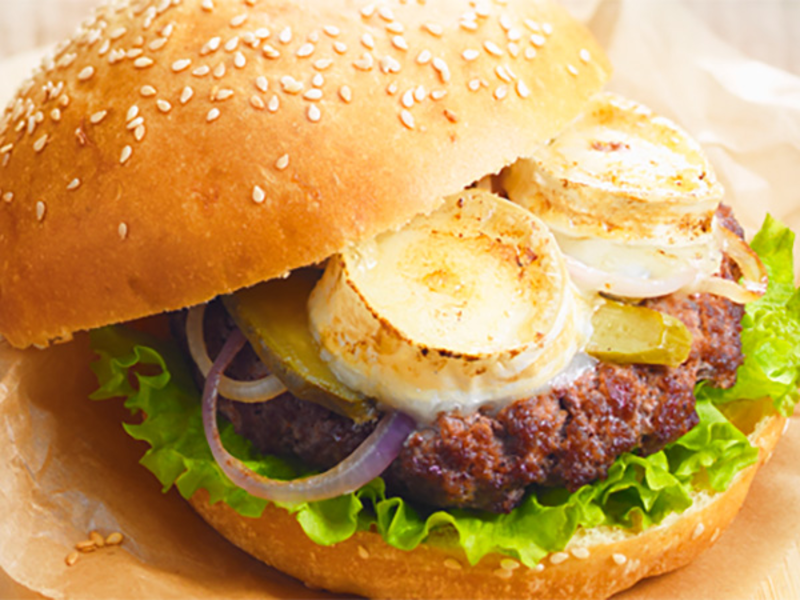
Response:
[90, 216, 799, 568]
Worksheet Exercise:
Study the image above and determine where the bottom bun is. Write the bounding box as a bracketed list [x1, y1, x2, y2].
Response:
[189, 397, 785, 600]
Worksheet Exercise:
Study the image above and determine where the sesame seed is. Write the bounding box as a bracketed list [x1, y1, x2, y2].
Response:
[127, 116, 144, 129]
[339, 85, 352, 103]
[386, 22, 404, 34]
[105, 531, 123, 546]
[262, 44, 280, 59]
[357, 545, 370, 559]
[499, 14, 513, 31]
[201, 0, 213, 10]
[268, 95, 280, 112]
[2, 192, 12, 203]
[524, 19, 540, 32]
[252, 185, 266, 204]
[255, 28, 271, 39]
[462, 49, 479, 61]
[50, 108, 62, 121]
[213, 63, 226, 78]
[275, 153, 289, 170]
[280, 76, 304, 94]
[416, 49, 432, 64]
[380, 55, 401, 74]
[414, 85, 426, 102]
[612, 553, 627, 565]
[392, 36, 408, 51]
[0, 144, 13, 155]
[423, 23, 443, 37]
[432, 57, 451, 82]
[400, 109, 415, 129]
[386, 82, 398, 95]
[543, 22, 554, 35]
[35, 201, 46, 221]
[304, 89, 323, 101]
[496, 65, 512, 82]
[134, 125, 145, 141]
[571, 548, 590, 560]
[530, 34, 545, 47]
[172, 59, 191, 72]
[500, 558, 520, 570]
[90, 110, 108, 124]
[443, 558, 462, 570]
[134, 57, 154, 68]
[534, 563, 545, 573]
[179, 86, 194, 104]
[65, 552, 79, 567]
[127, 106, 140, 122]
[149, 37, 168, 51]
[360, 3, 376, 18]
[578, 48, 590, 63]
[118, 222, 128, 239]
[402, 90, 414, 108]
[230, 13, 248, 28]
[313, 59, 333, 71]
[78, 66, 95, 81]
[193, 66, 211, 77]
[67, 178, 81, 191]
[508, 28, 521, 41]
[278, 27, 292, 44]
[525, 47, 537, 60]
[120, 145, 132, 164]
[333, 41, 348, 54]
[33, 134, 48, 152]
[443, 108, 457, 122]
[378, 6, 395, 21]
[109, 27, 127, 40]
[234, 51, 246, 68]
[484, 41, 503, 56]
[431, 90, 447, 100]
[353, 53, 374, 71]
[224, 36, 240, 52]
[493, 568, 512, 580]
[550, 552, 569, 565]
[250, 95, 265, 109]
[361, 33, 375, 49]
[516, 80, 531, 98]
[567, 64, 579, 76]
[127, 48, 144, 59]
[161, 23, 174, 38]
[157, 99, 172, 112]
[475, 3, 491, 18]
[323, 25, 340, 37]
[711, 528, 721, 543]
[468, 78, 481, 91]
[307, 104, 321, 122]
[494, 85, 508, 100]
[297, 43, 315, 58]
[460, 20, 478, 31]
[89, 531, 105, 548]
[207, 108, 220, 122]
[693, 523, 705, 540]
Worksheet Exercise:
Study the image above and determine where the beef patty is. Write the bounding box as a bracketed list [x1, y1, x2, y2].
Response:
[172, 206, 745, 514]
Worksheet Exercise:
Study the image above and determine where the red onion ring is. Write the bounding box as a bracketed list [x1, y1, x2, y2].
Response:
[203, 329, 416, 503]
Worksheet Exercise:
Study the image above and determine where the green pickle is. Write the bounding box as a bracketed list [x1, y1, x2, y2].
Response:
[223, 269, 377, 423]
[587, 301, 693, 367]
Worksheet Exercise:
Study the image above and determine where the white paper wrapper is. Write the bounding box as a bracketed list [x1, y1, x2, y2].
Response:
[1, 1, 799, 599]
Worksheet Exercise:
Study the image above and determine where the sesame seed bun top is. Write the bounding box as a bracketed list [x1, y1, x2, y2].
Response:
[0, 0, 610, 349]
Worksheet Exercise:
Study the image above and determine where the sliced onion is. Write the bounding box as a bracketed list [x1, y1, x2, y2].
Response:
[564, 255, 698, 298]
[186, 305, 287, 403]
[690, 226, 768, 304]
[203, 329, 417, 503]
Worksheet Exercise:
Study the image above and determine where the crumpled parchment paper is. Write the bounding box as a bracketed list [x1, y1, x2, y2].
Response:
[1, 1, 799, 598]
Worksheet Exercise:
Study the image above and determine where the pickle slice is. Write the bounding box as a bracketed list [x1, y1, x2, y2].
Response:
[587, 301, 693, 367]
[223, 269, 377, 423]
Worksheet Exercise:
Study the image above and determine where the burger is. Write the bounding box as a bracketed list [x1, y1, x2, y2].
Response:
[0, 0, 798, 598]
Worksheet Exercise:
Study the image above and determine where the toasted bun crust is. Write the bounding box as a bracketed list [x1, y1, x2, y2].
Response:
[189, 398, 785, 600]
[0, 0, 609, 348]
